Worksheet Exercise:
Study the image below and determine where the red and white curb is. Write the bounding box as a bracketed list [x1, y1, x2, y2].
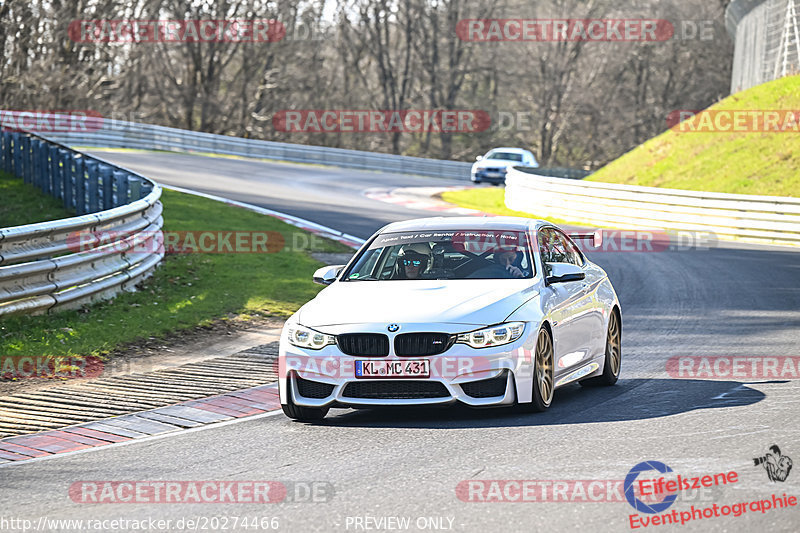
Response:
[363, 186, 490, 216]
[0, 384, 281, 465]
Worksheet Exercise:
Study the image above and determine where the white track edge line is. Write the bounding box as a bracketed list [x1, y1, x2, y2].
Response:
[162, 184, 365, 248]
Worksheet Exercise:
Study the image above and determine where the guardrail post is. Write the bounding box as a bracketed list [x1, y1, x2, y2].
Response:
[99, 164, 114, 210]
[61, 151, 74, 210]
[0, 130, 7, 172]
[53, 147, 67, 200]
[11, 131, 21, 176]
[85, 160, 99, 213]
[33, 140, 45, 191]
[113, 170, 129, 206]
[26, 135, 36, 184]
[74, 156, 86, 214]
[30, 139, 40, 188]
[47, 145, 60, 197]
[38, 141, 48, 193]
[20, 135, 31, 184]
[128, 176, 142, 200]
[38, 139, 49, 191]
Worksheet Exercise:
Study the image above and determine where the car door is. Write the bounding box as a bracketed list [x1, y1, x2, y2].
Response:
[537, 228, 596, 377]
[554, 228, 607, 361]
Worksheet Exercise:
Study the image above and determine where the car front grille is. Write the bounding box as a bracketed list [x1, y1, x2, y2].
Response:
[394, 333, 455, 356]
[337, 334, 390, 357]
[342, 381, 450, 399]
[460, 372, 508, 398]
[295, 376, 335, 399]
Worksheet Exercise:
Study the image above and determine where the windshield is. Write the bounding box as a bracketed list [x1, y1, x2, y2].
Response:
[486, 152, 523, 161]
[344, 230, 534, 281]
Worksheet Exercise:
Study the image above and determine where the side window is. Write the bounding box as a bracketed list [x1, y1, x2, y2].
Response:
[537, 228, 556, 275]
[347, 248, 381, 280]
[538, 228, 583, 272]
[541, 228, 569, 263]
[554, 229, 584, 266]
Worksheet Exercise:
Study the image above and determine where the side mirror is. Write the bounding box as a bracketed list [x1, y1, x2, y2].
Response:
[475, 155, 483, 161]
[545, 262, 585, 285]
[313, 265, 344, 286]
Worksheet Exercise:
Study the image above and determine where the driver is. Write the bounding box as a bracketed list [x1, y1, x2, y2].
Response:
[393, 243, 432, 279]
[493, 248, 525, 278]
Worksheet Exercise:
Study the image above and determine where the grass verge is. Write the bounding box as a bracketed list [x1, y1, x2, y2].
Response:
[588, 75, 800, 197]
[0, 170, 74, 226]
[0, 182, 351, 360]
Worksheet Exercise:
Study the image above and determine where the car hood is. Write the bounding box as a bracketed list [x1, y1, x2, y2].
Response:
[297, 280, 538, 328]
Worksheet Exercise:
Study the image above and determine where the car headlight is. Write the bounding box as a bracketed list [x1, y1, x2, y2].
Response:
[287, 325, 336, 350]
[456, 322, 525, 349]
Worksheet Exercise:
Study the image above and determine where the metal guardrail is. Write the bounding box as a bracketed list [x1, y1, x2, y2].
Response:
[42, 118, 475, 180]
[504, 167, 800, 247]
[515, 166, 591, 180]
[727, 0, 800, 92]
[0, 129, 164, 316]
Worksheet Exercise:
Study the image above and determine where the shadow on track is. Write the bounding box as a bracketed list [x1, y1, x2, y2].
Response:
[298, 378, 766, 429]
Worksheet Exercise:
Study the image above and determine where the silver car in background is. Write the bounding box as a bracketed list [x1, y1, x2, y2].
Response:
[279, 217, 621, 421]
[471, 147, 539, 185]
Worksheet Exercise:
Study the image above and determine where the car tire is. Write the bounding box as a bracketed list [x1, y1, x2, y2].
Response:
[282, 377, 330, 421]
[519, 327, 554, 412]
[472, 178, 481, 184]
[580, 310, 621, 387]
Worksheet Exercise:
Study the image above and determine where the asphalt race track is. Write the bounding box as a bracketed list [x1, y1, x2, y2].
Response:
[2, 151, 799, 532]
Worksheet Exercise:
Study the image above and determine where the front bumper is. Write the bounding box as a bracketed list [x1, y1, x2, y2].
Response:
[472, 170, 507, 183]
[284, 369, 516, 408]
[279, 344, 529, 408]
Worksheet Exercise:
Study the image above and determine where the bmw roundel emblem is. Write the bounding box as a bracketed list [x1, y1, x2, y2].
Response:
[387, 324, 400, 332]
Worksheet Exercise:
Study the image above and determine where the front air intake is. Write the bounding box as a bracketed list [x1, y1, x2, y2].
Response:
[336, 334, 390, 357]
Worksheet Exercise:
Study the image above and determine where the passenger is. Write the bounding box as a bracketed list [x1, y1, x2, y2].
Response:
[494, 248, 525, 278]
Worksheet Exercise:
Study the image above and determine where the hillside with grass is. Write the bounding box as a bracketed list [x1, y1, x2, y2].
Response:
[588, 75, 800, 197]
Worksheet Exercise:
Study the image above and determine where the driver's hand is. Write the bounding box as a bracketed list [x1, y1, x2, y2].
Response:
[506, 265, 524, 278]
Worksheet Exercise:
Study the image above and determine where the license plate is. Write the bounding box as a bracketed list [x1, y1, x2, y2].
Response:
[486, 172, 502, 178]
[355, 360, 430, 378]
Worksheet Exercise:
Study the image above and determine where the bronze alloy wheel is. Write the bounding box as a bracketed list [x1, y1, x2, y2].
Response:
[580, 309, 622, 387]
[536, 328, 554, 405]
[607, 311, 621, 377]
[518, 326, 555, 412]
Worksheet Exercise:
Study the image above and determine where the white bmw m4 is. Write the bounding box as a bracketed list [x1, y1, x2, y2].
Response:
[279, 217, 622, 421]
